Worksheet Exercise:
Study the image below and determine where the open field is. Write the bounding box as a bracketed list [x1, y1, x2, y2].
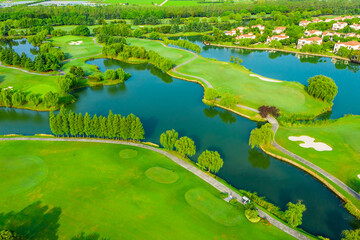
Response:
[0, 140, 294, 240]
[275, 115, 360, 192]
[50, 35, 102, 60]
[0, 66, 58, 94]
[127, 38, 331, 115]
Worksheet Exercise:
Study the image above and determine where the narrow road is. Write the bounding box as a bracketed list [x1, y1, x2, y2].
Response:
[159, 0, 168, 6]
[0, 137, 309, 240]
[266, 115, 360, 202]
[0, 62, 64, 76]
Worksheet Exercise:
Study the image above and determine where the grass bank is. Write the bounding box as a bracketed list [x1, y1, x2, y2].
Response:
[0, 140, 294, 240]
[275, 115, 360, 193]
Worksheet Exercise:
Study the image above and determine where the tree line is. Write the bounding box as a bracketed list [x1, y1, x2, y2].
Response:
[160, 129, 224, 174]
[163, 38, 202, 54]
[102, 43, 173, 72]
[0, 88, 58, 109]
[49, 109, 145, 140]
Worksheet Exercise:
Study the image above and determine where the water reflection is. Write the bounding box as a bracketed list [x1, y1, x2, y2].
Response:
[248, 148, 271, 170]
[203, 107, 237, 124]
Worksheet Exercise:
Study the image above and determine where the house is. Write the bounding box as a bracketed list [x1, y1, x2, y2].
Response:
[299, 20, 311, 27]
[350, 24, 360, 31]
[225, 29, 236, 36]
[236, 26, 248, 33]
[312, 18, 323, 23]
[334, 41, 360, 52]
[297, 37, 322, 49]
[236, 32, 256, 40]
[344, 15, 355, 20]
[345, 32, 360, 38]
[333, 16, 345, 21]
[332, 22, 348, 30]
[251, 24, 265, 34]
[273, 26, 286, 34]
[266, 33, 289, 43]
[304, 29, 322, 36]
[322, 31, 341, 40]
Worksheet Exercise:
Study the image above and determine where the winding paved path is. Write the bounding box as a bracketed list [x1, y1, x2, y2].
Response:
[159, 42, 213, 88]
[266, 115, 360, 202]
[0, 137, 308, 240]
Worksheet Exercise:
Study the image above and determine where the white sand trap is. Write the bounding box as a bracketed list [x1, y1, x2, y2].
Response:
[69, 41, 83, 46]
[250, 74, 282, 83]
[288, 136, 332, 151]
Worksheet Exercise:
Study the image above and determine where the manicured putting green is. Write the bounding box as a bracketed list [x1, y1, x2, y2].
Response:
[145, 167, 179, 183]
[119, 148, 138, 158]
[185, 188, 242, 226]
[0, 155, 47, 197]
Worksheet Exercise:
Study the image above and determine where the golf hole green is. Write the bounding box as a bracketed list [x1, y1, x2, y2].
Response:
[145, 167, 179, 184]
[0, 156, 47, 197]
[119, 149, 138, 159]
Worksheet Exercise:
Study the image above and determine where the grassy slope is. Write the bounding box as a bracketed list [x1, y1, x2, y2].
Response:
[50, 35, 102, 60]
[0, 140, 293, 240]
[275, 116, 360, 192]
[127, 38, 330, 115]
[0, 67, 58, 94]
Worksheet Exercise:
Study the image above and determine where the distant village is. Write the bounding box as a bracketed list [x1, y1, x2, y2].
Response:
[225, 15, 360, 54]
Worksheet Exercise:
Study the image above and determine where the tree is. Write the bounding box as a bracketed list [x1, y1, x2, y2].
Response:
[307, 75, 338, 102]
[76, 113, 84, 137]
[219, 92, 238, 108]
[43, 91, 58, 108]
[104, 69, 117, 81]
[70, 25, 90, 36]
[131, 116, 145, 141]
[284, 201, 306, 228]
[249, 123, 274, 149]
[69, 111, 77, 136]
[204, 88, 219, 101]
[197, 150, 223, 174]
[149, 31, 160, 40]
[175, 136, 196, 157]
[342, 229, 360, 240]
[160, 129, 178, 150]
[27, 94, 41, 106]
[116, 68, 125, 82]
[0, 229, 19, 240]
[83, 112, 92, 137]
[57, 76, 73, 96]
[49, 111, 58, 136]
[258, 105, 280, 118]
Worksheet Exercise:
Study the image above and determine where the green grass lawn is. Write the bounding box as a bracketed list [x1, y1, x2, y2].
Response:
[127, 38, 331, 115]
[0, 140, 294, 240]
[0, 66, 58, 94]
[276, 115, 360, 192]
[164, 0, 199, 6]
[53, 25, 101, 34]
[50, 35, 102, 60]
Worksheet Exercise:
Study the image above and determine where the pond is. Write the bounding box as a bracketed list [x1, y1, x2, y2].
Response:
[171, 35, 360, 119]
[0, 57, 356, 240]
[0, 38, 38, 60]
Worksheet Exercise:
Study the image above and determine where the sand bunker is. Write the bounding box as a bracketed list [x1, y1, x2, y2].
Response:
[288, 136, 332, 151]
[249, 74, 282, 83]
[69, 41, 83, 46]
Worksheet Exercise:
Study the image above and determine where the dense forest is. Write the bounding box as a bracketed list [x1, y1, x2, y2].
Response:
[0, 0, 359, 28]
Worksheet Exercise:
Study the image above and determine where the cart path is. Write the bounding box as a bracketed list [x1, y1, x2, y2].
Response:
[0, 136, 309, 240]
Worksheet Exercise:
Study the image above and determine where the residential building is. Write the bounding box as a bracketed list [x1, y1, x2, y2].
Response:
[236, 26, 248, 33]
[312, 18, 323, 23]
[251, 25, 265, 34]
[345, 33, 360, 38]
[297, 37, 322, 49]
[322, 31, 341, 40]
[225, 30, 236, 36]
[332, 22, 348, 30]
[266, 33, 289, 43]
[299, 20, 311, 27]
[350, 23, 360, 31]
[334, 41, 360, 52]
[304, 29, 322, 36]
[236, 33, 256, 40]
[273, 27, 286, 34]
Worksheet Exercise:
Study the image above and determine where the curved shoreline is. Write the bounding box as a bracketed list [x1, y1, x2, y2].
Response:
[0, 136, 311, 240]
[209, 43, 350, 62]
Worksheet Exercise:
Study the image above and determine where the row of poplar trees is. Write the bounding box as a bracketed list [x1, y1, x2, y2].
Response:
[49, 108, 145, 140]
